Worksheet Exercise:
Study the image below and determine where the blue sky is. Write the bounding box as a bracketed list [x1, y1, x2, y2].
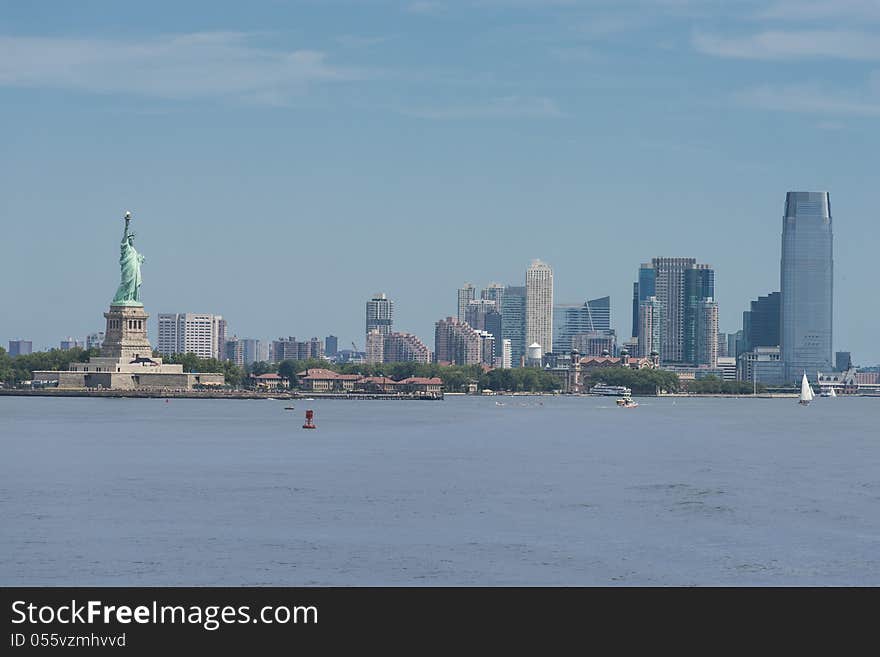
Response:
[2, 0, 879, 363]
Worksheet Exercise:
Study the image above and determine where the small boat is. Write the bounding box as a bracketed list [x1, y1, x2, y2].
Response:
[283, 406, 295, 410]
[616, 397, 638, 408]
[799, 372, 814, 405]
[303, 398, 315, 402]
[819, 386, 837, 398]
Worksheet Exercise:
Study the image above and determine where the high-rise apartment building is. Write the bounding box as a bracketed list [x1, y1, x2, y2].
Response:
[637, 296, 663, 358]
[434, 317, 482, 366]
[157, 313, 225, 359]
[325, 335, 338, 357]
[269, 337, 324, 362]
[366, 293, 394, 337]
[382, 332, 431, 364]
[631, 264, 657, 339]
[481, 283, 505, 305]
[695, 298, 719, 367]
[225, 337, 244, 366]
[684, 265, 715, 364]
[780, 191, 833, 381]
[499, 339, 512, 369]
[365, 329, 385, 364]
[501, 285, 526, 367]
[525, 259, 553, 355]
[457, 284, 476, 322]
[7, 340, 32, 356]
[86, 332, 105, 351]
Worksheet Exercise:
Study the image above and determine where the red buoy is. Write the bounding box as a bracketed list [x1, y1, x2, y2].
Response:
[302, 409, 316, 429]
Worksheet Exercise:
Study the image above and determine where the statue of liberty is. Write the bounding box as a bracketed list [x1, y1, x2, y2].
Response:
[112, 211, 145, 306]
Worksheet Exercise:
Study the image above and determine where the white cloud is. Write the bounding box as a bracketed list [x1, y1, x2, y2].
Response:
[400, 95, 566, 119]
[693, 29, 880, 60]
[736, 81, 880, 116]
[0, 32, 367, 102]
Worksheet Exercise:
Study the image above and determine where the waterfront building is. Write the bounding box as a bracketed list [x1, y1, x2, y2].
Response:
[637, 296, 663, 358]
[86, 332, 105, 351]
[60, 337, 84, 350]
[526, 259, 554, 355]
[325, 335, 338, 357]
[366, 293, 394, 337]
[157, 313, 226, 359]
[7, 339, 32, 356]
[464, 298, 498, 332]
[501, 285, 527, 367]
[835, 351, 852, 372]
[434, 317, 482, 366]
[457, 283, 476, 322]
[717, 356, 737, 381]
[781, 191, 833, 382]
[365, 329, 385, 364]
[737, 346, 785, 386]
[383, 332, 431, 364]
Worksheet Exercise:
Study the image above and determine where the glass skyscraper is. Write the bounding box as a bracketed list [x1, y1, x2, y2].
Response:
[501, 285, 527, 367]
[780, 191, 833, 382]
[553, 296, 611, 352]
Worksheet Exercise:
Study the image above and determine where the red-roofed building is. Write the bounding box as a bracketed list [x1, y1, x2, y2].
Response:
[249, 372, 289, 390]
[397, 377, 443, 397]
[297, 368, 361, 392]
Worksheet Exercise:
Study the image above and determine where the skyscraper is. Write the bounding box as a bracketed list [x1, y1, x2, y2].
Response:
[553, 296, 611, 351]
[434, 317, 482, 365]
[643, 257, 714, 364]
[7, 340, 32, 356]
[695, 298, 719, 367]
[457, 283, 475, 322]
[631, 264, 656, 339]
[526, 259, 553, 355]
[365, 329, 384, 364]
[501, 285, 526, 367]
[324, 335, 338, 357]
[781, 191, 833, 381]
[742, 292, 781, 353]
[382, 332, 431, 364]
[481, 283, 505, 305]
[464, 299, 498, 331]
[638, 296, 663, 358]
[365, 293, 394, 337]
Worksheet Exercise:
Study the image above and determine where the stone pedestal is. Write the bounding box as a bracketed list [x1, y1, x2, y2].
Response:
[102, 304, 152, 360]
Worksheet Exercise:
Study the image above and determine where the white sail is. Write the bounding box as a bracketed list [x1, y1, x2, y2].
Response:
[828, 386, 837, 398]
[800, 372, 814, 403]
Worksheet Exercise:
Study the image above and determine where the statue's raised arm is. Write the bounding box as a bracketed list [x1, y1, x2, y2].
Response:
[111, 211, 145, 306]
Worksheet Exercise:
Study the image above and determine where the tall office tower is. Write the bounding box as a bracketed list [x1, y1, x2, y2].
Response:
[457, 283, 476, 322]
[325, 335, 338, 357]
[684, 265, 715, 364]
[240, 338, 265, 366]
[631, 264, 657, 339]
[501, 285, 527, 367]
[485, 310, 503, 359]
[86, 332, 105, 351]
[383, 332, 431, 364]
[365, 329, 385, 364]
[225, 336, 244, 366]
[554, 296, 611, 351]
[60, 338, 84, 350]
[157, 313, 226, 359]
[717, 332, 728, 358]
[638, 296, 663, 358]
[572, 331, 617, 357]
[835, 351, 852, 371]
[729, 330, 744, 359]
[695, 298, 719, 367]
[434, 317, 482, 365]
[742, 292, 781, 353]
[464, 299, 498, 331]
[7, 340, 32, 356]
[526, 259, 553, 355]
[365, 293, 394, 337]
[481, 283, 505, 305]
[781, 192, 833, 381]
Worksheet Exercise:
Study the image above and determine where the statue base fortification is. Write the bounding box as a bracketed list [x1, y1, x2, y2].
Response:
[32, 303, 224, 391]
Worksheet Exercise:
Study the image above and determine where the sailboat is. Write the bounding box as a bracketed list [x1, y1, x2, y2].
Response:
[820, 386, 837, 398]
[799, 372, 814, 406]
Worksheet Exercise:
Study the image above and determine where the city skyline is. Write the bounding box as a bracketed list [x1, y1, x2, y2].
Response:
[2, 3, 878, 362]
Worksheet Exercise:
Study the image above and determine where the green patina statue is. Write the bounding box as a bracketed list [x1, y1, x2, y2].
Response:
[112, 211, 145, 306]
